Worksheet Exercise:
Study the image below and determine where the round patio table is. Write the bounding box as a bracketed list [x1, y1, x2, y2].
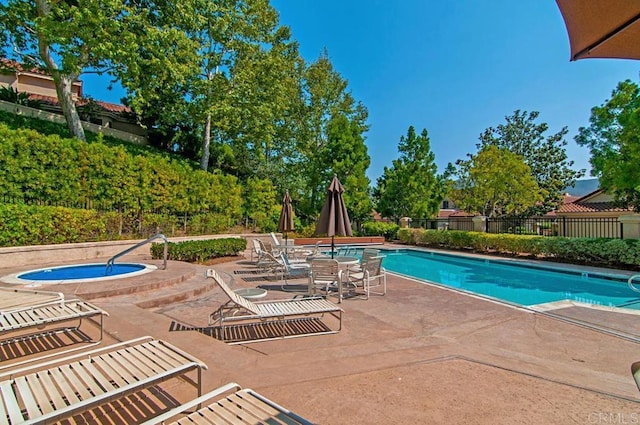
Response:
[233, 287, 267, 300]
[306, 255, 359, 266]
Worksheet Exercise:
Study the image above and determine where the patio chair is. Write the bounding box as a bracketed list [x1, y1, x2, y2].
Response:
[140, 382, 314, 425]
[348, 247, 381, 274]
[207, 269, 342, 344]
[270, 231, 284, 248]
[278, 253, 311, 290]
[308, 258, 343, 301]
[347, 256, 387, 300]
[250, 238, 262, 263]
[257, 250, 291, 275]
[632, 361, 640, 393]
[0, 336, 207, 424]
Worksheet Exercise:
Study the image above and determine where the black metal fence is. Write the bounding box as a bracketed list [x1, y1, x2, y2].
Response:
[405, 216, 623, 239]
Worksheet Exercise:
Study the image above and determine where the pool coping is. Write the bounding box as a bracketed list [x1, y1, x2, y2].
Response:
[1, 262, 157, 286]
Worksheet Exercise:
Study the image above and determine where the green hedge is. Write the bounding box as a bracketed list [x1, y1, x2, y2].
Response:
[0, 204, 112, 246]
[0, 204, 241, 247]
[0, 119, 245, 245]
[151, 238, 247, 263]
[397, 228, 640, 269]
[361, 221, 400, 241]
[0, 123, 242, 217]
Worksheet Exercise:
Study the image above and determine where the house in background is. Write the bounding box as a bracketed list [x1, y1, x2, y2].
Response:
[555, 189, 633, 238]
[0, 58, 146, 141]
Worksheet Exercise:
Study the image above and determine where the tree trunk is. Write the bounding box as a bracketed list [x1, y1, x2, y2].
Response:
[200, 112, 211, 170]
[36, 0, 86, 141]
[55, 74, 86, 141]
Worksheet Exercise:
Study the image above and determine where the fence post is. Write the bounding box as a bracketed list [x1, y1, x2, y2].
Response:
[472, 216, 487, 232]
[618, 214, 640, 239]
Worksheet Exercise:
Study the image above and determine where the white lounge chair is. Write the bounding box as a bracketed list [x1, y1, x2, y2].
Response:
[207, 269, 342, 344]
[140, 382, 314, 425]
[0, 289, 108, 351]
[0, 336, 207, 424]
[0, 287, 65, 312]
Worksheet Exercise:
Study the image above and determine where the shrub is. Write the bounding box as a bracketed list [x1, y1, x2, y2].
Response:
[0, 204, 108, 246]
[151, 238, 247, 263]
[396, 228, 640, 269]
[361, 221, 400, 241]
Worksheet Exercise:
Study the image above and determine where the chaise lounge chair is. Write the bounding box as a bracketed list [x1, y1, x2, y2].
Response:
[140, 382, 315, 424]
[0, 287, 66, 312]
[206, 269, 342, 344]
[0, 288, 108, 353]
[0, 336, 207, 424]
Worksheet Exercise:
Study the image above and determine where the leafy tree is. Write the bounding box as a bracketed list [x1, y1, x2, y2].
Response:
[296, 51, 369, 220]
[1, 1, 121, 140]
[217, 29, 303, 182]
[477, 110, 584, 215]
[123, 0, 295, 171]
[576, 80, 640, 212]
[242, 177, 279, 231]
[374, 126, 444, 220]
[451, 145, 543, 218]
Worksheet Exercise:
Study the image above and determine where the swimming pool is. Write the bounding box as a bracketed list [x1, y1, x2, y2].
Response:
[2, 263, 156, 286]
[380, 249, 640, 310]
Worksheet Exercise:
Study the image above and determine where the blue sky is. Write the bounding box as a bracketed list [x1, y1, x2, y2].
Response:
[83, 0, 639, 183]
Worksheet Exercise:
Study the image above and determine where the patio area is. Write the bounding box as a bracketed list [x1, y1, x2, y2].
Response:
[1, 244, 639, 424]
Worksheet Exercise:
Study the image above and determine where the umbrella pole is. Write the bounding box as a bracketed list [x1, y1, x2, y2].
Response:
[331, 235, 335, 259]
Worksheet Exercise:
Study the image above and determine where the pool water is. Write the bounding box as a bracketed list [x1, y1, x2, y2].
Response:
[19, 264, 146, 281]
[6, 263, 157, 285]
[380, 249, 640, 310]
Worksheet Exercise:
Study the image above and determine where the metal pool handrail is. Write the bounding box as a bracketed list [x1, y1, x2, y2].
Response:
[628, 275, 640, 293]
[106, 233, 168, 271]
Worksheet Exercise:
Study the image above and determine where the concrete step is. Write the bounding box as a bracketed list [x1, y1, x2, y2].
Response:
[135, 274, 217, 309]
[73, 260, 200, 301]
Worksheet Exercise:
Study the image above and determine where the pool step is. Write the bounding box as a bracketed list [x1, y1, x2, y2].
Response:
[66, 260, 199, 301]
[86, 269, 217, 310]
[135, 274, 217, 309]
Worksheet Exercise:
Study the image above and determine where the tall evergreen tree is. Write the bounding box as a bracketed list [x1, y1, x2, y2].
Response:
[322, 114, 372, 226]
[374, 126, 444, 220]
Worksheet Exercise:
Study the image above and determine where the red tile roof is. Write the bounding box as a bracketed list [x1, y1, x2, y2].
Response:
[96, 100, 130, 113]
[0, 58, 47, 75]
[557, 202, 631, 214]
[2, 57, 131, 114]
[28, 94, 132, 114]
[438, 209, 474, 218]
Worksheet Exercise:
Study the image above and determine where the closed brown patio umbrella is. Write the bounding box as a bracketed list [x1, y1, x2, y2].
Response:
[556, 0, 640, 60]
[315, 174, 352, 258]
[278, 191, 295, 244]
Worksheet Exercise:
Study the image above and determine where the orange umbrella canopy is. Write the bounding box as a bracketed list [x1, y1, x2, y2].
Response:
[556, 0, 640, 60]
[315, 174, 353, 238]
[278, 191, 295, 234]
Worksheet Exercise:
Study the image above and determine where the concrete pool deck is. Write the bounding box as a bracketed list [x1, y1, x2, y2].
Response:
[1, 245, 639, 424]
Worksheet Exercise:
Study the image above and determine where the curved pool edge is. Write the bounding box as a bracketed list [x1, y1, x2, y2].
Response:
[1, 263, 158, 286]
